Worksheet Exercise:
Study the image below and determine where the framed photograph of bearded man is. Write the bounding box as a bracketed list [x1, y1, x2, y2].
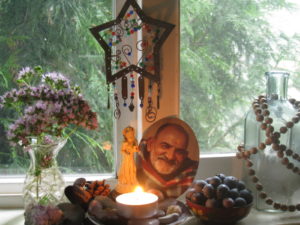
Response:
[136, 116, 199, 199]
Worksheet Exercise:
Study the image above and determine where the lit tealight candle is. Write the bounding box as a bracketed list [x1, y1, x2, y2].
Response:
[116, 186, 158, 219]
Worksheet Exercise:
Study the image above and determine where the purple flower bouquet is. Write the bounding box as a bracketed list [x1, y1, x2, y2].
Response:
[0, 66, 98, 147]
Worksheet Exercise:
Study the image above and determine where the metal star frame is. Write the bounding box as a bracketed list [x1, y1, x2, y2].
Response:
[89, 0, 175, 84]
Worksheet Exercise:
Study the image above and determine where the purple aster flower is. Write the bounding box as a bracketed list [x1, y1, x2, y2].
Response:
[42, 72, 70, 87]
[35, 101, 47, 110]
[16, 67, 34, 80]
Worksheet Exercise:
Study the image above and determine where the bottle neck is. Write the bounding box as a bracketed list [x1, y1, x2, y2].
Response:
[265, 71, 289, 101]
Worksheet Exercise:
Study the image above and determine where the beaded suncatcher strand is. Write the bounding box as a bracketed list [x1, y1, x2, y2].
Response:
[89, 0, 174, 121]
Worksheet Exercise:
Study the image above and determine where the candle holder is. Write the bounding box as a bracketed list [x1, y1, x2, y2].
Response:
[116, 189, 158, 219]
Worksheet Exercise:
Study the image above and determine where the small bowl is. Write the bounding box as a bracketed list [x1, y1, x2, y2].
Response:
[186, 199, 252, 225]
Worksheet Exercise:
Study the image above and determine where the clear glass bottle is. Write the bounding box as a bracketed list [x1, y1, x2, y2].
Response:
[243, 71, 300, 212]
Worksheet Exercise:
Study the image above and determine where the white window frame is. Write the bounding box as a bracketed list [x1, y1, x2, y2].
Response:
[0, 0, 240, 208]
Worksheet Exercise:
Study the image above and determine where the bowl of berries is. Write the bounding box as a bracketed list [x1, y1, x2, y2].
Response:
[186, 174, 253, 225]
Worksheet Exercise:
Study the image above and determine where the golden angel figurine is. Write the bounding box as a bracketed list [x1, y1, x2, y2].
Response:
[115, 126, 139, 193]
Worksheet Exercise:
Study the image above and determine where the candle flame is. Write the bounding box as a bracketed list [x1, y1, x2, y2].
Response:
[134, 186, 143, 193]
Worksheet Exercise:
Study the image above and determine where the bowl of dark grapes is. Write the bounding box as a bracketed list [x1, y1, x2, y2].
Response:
[186, 174, 253, 225]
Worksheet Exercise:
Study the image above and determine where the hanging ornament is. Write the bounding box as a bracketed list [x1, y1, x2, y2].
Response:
[129, 73, 135, 112]
[89, 0, 174, 122]
[113, 82, 121, 119]
[145, 82, 157, 122]
[138, 75, 144, 108]
[121, 76, 128, 107]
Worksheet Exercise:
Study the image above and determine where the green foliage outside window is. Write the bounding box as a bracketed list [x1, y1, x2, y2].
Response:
[0, 0, 114, 174]
[180, 0, 300, 153]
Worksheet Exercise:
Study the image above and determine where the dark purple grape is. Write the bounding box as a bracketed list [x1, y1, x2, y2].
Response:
[193, 180, 207, 193]
[205, 198, 217, 208]
[216, 184, 230, 199]
[224, 176, 238, 189]
[228, 188, 239, 200]
[237, 180, 246, 191]
[239, 189, 253, 204]
[223, 198, 234, 208]
[191, 192, 207, 205]
[205, 177, 212, 184]
[185, 188, 195, 200]
[216, 173, 226, 182]
[202, 184, 215, 199]
[234, 197, 247, 207]
[209, 176, 222, 188]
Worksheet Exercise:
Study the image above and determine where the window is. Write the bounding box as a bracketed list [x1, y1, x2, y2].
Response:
[0, 1, 114, 176]
[180, 0, 300, 153]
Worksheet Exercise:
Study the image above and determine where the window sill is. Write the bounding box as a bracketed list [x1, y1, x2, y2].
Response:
[0, 154, 242, 208]
[0, 208, 299, 225]
[0, 174, 116, 208]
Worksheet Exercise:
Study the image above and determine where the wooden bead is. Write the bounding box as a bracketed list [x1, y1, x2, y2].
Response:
[237, 145, 244, 152]
[261, 103, 268, 109]
[255, 109, 262, 115]
[256, 183, 263, 191]
[256, 115, 264, 122]
[265, 138, 272, 145]
[252, 176, 259, 183]
[282, 157, 289, 165]
[280, 205, 288, 211]
[258, 95, 265, 100]
[263, 110, 270, 116]
[273, 132, 280, 139]
[288, 205, 296, 212]
[286, 121, 294, 128]
[286, 149, 293, 156]
[280, 126, 288, 134]
[279, 127, 287, 134]
[265, 117, 273, 124]
[296, 204, 300, 211]
[292, 117, 299, 123]
[279, 144, 286, 151]
[246, 160, 253, 167]
[251, 147, 258, 154]
[265, 198, 273, 205]
[266, 126, 274, 134]
[292, 153, 299, 160]
[258, 143, 266, 150]
[252, 103, 260, 109]
[272, 144, 280, 151]
[287, 162, 294, 170]
[244, 151, 251, 158]
[293, 167, 299, 173]
[259, 192, 267, 199]
[248, 169, 255, 176]
[259, 98, 266, 103]
[277, 150, 284, 158]
[261, 123, 267, 130]
[273, 202, 281, 209]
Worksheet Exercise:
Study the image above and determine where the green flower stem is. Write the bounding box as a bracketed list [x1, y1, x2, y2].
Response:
[65, 127, 79, 140]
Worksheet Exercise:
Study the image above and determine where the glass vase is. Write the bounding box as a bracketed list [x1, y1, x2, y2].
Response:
[243, 71, 300, 212]
[23, 137, 67, 208]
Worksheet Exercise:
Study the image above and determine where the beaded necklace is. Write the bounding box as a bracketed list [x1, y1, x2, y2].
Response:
[237, 95, 300, 211]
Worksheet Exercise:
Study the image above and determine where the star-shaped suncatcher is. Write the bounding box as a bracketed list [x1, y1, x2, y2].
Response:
[90, 0, 174, 121]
